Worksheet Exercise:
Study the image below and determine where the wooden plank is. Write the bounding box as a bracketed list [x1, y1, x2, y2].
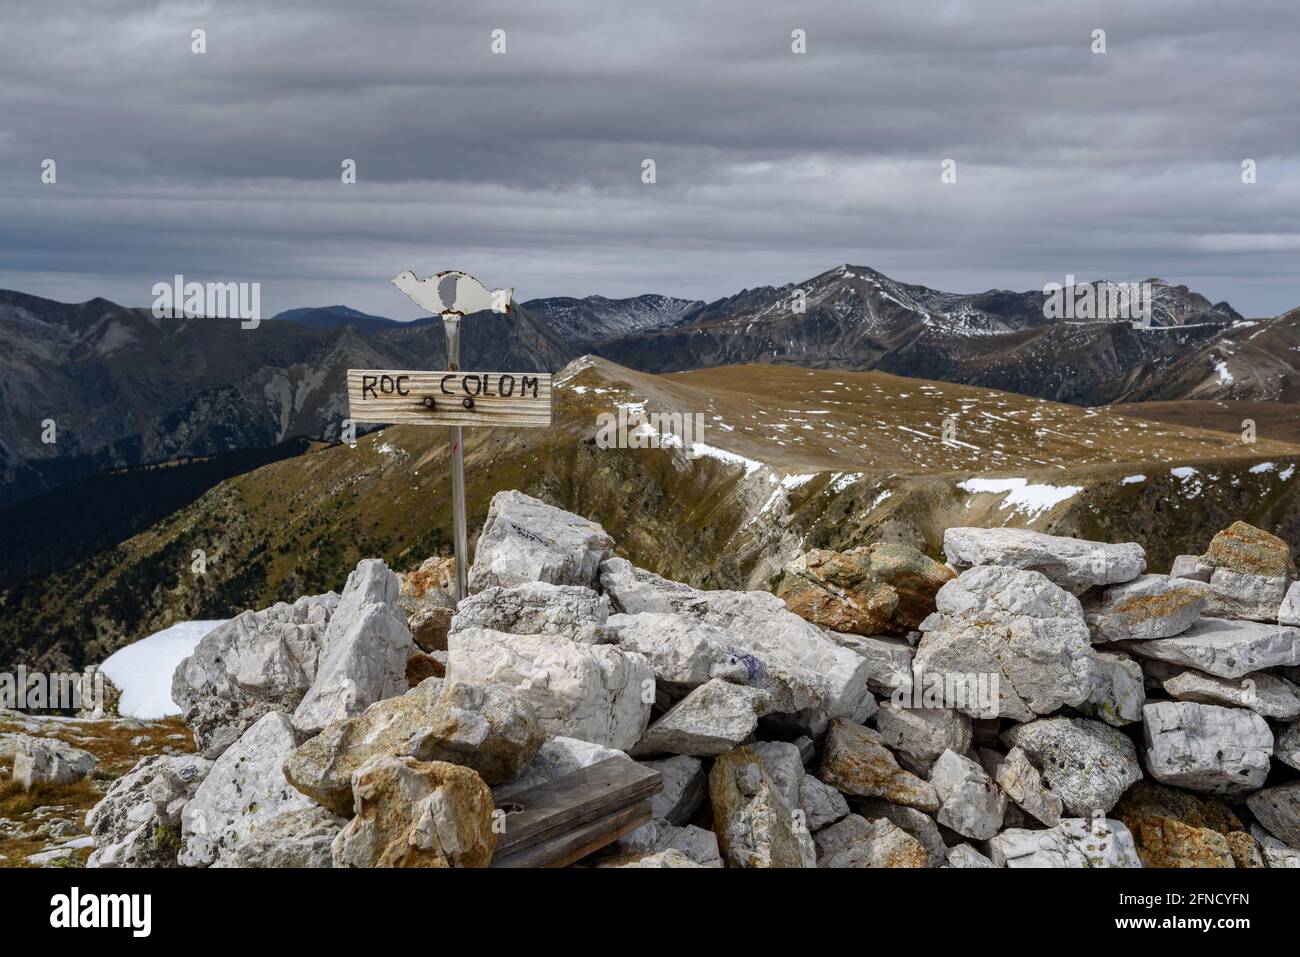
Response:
[347, 369, 552, 427]
[492, 757, 662, 857]
[490, 801, 653, 868]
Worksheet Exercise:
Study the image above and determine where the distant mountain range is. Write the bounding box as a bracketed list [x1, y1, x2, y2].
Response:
[269, 305, 402, 335]
[3, 266, 1297, 508]
[0, 290, 573, 506]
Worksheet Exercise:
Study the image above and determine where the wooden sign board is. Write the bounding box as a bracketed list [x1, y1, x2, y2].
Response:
[347, 369, 552, 427]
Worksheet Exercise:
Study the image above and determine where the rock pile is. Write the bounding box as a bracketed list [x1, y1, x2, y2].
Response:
[82, 495, 1300, 868]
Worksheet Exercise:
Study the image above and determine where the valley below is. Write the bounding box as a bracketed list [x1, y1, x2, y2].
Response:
[6, 355, 1300, 674]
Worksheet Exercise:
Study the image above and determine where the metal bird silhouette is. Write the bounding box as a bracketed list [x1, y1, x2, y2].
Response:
[392, 269, 513, 316]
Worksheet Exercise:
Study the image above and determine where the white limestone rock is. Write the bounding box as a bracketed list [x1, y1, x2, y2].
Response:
[914, 566, 1099, 722]
[615, 819, 723, 867]
[447, 627, 653, 751]
[180, 711, 316, 867]
[823, 631, 915, 695]
[1142, 701, 1272, 796]
[468, 490, 614, 592]
[1080, 651, 1145, 726]
[1002, 717, 1142, 815]
[1205, 568, 1288, 623]
[1088, 574, 1209, 641]
[749, 740, 807, 814]
[450, 581, 611, 644]
[86, 754, 211, 868]
[11, 734, 96, 790]
[800, 775, 850, 832]
[1277, 720, 1300, 771]
[929, 749, 1007, 841]
[980, 746, 1062, 827]
[852, 798, 947, 867]
[292, 560, 417, 736]
[215, 806, 346, 868]
[639, 755, 706, 825]
[942, 527, 1145, 594]
[606, 612, 753, 690]
[1280, 581, 1300, 626]
[1162, 669, 1300, 720]
[813, 814, 929, 868]
[873, 701, 973, 775]
[709, 746, 817, 868]
[600, 848, 704, 868]
[945, 843, 999, 868]
[1252, 824, 1300, 867]
[633, 679, 773, 757]
[1170, 554, 1214, 583]
[172, 593, 338, 758]
[1116, 617, 1300, 679]
[600, 557, 872, 720]
[1246, 782, 1300, 850]
[989, 818, 1142, 868]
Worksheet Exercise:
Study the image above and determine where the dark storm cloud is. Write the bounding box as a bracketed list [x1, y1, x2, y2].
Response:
[1, 0, 1297, 316]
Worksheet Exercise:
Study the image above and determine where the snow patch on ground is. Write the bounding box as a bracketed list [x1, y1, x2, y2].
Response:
[828, 471, 863, 493]
[865, 488, 893, 511]
[1121, 474, 1146, 485]
[780, 473, 817, 490]
[957, 477, 1083, 518]
[100, 621, 227, 719]
[1170, 466, 1204, 498]
[690, 441, 764, 476]
[1249, 461, 1276, 474]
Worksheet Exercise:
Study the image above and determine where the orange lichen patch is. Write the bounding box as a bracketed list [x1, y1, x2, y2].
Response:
[1113, 780, 1262, 869]
[1204, 521, 1296, 578]
[1114, 589, 1203, 621]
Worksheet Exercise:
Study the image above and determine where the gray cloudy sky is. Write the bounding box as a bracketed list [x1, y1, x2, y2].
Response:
[2, 0, 1298, 318]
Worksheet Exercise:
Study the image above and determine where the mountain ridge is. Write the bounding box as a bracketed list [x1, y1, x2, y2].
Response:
[3, 266, 1295, 509]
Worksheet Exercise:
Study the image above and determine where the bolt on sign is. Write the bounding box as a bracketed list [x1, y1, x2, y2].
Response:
[347, 269, 551, 601]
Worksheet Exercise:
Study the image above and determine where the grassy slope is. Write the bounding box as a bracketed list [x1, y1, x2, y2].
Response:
[0, 715, 194, 867]
[5, 357, 1300, 671]
[1109, 400, 1300, 447]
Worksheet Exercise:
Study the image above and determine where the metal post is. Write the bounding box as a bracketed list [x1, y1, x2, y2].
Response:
[443, 314, 468, 602]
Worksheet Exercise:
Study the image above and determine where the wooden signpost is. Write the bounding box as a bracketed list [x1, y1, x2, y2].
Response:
[347, 269, 552, 601]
